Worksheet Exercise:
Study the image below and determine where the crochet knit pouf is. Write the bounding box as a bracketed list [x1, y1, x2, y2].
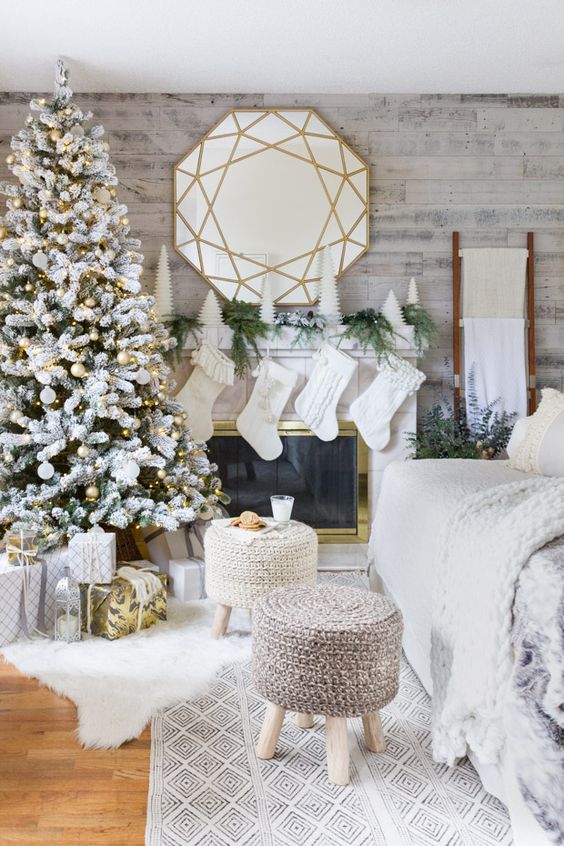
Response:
[252, 584, 403, 785]
[204, 519, 317, 638]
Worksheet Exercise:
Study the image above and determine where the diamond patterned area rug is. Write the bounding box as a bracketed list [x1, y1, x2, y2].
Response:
[146, 576, 513, 846]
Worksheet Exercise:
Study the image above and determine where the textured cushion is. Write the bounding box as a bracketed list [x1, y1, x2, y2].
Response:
[506, 416, 531, 458]
[508, 388, 564, 475]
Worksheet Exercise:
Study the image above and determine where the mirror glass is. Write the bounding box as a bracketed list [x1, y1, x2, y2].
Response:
[174, 109, 369, 305]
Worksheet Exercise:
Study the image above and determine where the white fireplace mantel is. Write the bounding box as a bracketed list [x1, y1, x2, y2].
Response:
[180, 325, 419, 566]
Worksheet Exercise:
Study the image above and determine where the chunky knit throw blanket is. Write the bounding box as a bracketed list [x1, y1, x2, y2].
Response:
[431, 476, 564, 769]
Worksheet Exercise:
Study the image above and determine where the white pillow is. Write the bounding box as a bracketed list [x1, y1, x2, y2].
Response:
[508, 388, 564, 475]
[506, 416, 531, 458]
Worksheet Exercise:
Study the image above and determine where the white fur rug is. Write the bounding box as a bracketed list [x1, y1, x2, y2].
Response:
[1, 599, 251, 748]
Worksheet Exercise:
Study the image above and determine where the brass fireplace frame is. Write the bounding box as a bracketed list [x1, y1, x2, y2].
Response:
[211, 420, 369, 544]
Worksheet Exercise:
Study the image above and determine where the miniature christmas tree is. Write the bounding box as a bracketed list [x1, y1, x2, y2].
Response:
[381, 289, 407, 327]
[198, 290, 224, 326]
[0, 62, 221, 548]
[317, 245, 342, 324]
[259, 274, 275, 325]
[153, 244, 174, 319]
[407, 276, 419, 306]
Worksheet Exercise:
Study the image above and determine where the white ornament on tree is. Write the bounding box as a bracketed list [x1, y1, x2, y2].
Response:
[39, 386, 56, 405]
[198, 290, 224, 326]
[153, 244, 174, 320]
[38, 461, 55, 480]
[135, 368, 151, 385]
[381, 289, 407, 327]
[317, 245, 342, 324]
[259, 274, 275, 325]
[93, 186, 111, 205]
[407, 277, 419, 306]
[32, 252, 48, 270]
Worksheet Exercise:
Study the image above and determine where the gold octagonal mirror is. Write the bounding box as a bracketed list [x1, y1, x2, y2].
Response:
[173, 109, 369, 306]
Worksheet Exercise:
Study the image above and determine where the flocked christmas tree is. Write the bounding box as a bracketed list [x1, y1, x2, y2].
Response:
[0, 62, 221, 548]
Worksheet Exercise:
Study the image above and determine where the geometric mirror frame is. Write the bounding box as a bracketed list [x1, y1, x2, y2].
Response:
[173, 109, 369, 306]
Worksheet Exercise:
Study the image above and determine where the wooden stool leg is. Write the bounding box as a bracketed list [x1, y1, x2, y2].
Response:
[295, 713, 314, 728]
[256, 702, 286, 759]
[211, 603, 232, 638]
[325, 716, 349, 785]
[362, 711, 385, 752]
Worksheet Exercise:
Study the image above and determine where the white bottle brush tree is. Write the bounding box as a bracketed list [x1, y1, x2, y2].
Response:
[0, 62, 222, 549]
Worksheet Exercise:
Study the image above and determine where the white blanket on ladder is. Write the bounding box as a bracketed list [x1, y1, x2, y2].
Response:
[431, 476, 564, 766]
[463, 317, 528, 419]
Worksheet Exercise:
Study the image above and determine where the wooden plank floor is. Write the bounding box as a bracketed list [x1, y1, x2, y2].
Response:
[0, 660, 150, 845]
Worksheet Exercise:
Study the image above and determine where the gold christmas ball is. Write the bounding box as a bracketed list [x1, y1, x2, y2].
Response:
[12, 197, 23, 210]
[173, 415, 183, 426]
[39, 207, 48, 220]
[55, 287, 64, 297]
[171, 431, 180, 441]
[49, 129, 62, 142]
[120, 216, 129, 226]
[84, 297, 96, 308]
[116, 350, 130, 365]
[157, 469, 166, 480]
[24, 283, 33, 292]
[157, 391, 165, 401]
[56, 233, 68, 245]
[89, 330, 99, 341]
[77, 444, 90, 458]
[5, 154, 15, 165]
[18, 336, 31, 349]
[70, 361, 86, 378]
[85, 484, 99, 500]
[0, 227, 8, 240]
[6, 257, 14, 267]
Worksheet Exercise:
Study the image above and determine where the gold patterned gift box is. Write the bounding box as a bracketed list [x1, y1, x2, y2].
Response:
[80, 569, 167, 640]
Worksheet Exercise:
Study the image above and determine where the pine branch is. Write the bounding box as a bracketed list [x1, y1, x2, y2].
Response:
[163, 316, 202, 363]
[341, 309, 396, 357]
[221, 299, 269, 377]
[402, 303, 439, 356]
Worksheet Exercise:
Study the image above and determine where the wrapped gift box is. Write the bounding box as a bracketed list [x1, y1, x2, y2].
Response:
[0, 562, 43, 646]
[80, 569, 167, 640]
[68, 527, 116, 584]
[169, 558, 206, 601]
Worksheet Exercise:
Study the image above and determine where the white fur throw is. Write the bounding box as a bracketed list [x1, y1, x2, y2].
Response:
[431, 476, 564, 766]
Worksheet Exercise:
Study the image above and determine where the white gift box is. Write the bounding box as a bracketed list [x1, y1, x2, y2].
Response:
[169, 558, 206, 601]
[68, 527, 116, 584]
[0, 562, 43, 646]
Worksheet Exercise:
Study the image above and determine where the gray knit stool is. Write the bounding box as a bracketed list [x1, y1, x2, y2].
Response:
[252, 584, 403, 785]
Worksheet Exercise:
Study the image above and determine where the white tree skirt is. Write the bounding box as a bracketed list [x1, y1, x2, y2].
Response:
[1, 599, 251, 748]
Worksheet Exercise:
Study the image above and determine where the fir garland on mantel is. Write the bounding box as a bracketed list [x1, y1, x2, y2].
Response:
[164, 299, 438, 376]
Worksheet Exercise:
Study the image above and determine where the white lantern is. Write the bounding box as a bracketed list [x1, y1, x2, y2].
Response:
[54, 566, 81, 643]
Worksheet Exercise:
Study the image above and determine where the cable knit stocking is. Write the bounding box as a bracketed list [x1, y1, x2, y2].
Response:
[176, 341, 235, 442]
[350, 354, 426, 450]
[236, 358, 298, 460]
[294, 342, 358, 441]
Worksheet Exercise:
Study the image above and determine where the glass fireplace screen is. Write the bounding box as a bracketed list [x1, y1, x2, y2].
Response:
[208, 421, 368, 543]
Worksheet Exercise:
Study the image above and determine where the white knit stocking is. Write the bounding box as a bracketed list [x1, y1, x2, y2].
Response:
[294, 342, 358, 441]
[350, 355, 426, 450]
[176, 341, 235, 442]
[236, 358, 298, 460]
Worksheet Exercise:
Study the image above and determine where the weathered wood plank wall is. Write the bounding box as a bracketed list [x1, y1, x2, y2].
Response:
[1, 91, 563, 412]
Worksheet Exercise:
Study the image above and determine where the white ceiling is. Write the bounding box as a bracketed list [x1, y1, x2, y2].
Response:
[2, 0, 564, 94]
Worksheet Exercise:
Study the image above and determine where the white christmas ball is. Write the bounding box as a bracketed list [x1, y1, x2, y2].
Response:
[135, 368, 150, 385]
[121, 459, 140, 480]
[70, 362, 86, 378]
[38, 461, 55, 480]
[93, 187, 111, 205]
[32, 252, 48, 270]
[18, 336, 31, 349]
[9, 409, 22, 424]
[89, 330, 99, 341]
[84, 297, 96, 308]
[77, 444, 89, 458]
[70, 124, 85, 138]
[39, 386, 56, 404]
[116, 350, 131, 366]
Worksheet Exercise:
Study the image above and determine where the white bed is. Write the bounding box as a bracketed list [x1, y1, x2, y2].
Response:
[369, 458, 559, 846]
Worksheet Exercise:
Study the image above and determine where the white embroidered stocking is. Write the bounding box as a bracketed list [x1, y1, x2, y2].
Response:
[175, 341, 235, 442]
[236, 359, 298, 460]
[294, 342, 358, 441]
[350, 355, 426, 450]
